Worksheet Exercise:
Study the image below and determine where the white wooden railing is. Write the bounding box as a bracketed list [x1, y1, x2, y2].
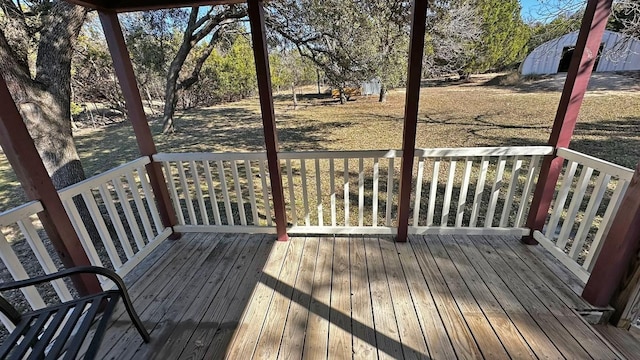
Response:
[58, 157, 171, 286]
[280, 150, 402, 234]
[155, 153, 275, 233]
[156, 147, 553, 235]
[533, 147, 634, 283]
[410, 147, 551, 235]
[0, 201, 73, 331]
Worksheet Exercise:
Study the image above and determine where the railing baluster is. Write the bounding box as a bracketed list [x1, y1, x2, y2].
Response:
[217, 160, 234, 226]
[470, 156, 489, 227]
[136, 167, 163, 233]
[245, 159, 259, 226]
[358, 158, 364, 227]
[125, 172, 154, 241]
[485, 156, 507, 227]
[286, 159, 297, 226]
[570, 173, 609, 260]
[0, 232, 46, 310]
[98, 183, 134, 259]
[163, 161, 184, 224]
[557, 166, 594, 249]
[373, 158, 379, 227]
[500, 157, 523, 227]
[176, 161, 197, 225]
[413, 158, 425, 226]
[386, 157, 394, 227]
[17, 220, 73, 301]
[316, 158, 323, 226]
[545, 160, 579, 239]
[456, 158, 473, 227]
[584, 179, 629, 272]
[300, 159, 310, 226]
[427, 158, 441, 226]
[344, 158, 350, 226]
[82, 190, 123, 269]
[113, 177, 145, 250]
[190, 161, 209, 226]
[330, 158, 337, 226]
[258, 159, 272, 227]
[62, 199, 105, 267]
[441, 159, 457, 227]
[230, 160, 247, 226]
[203, 161, 222, 226]
[516, 155, 540, 227]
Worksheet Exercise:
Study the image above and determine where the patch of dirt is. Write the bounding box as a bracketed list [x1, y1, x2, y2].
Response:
[482, 71, 640, 93]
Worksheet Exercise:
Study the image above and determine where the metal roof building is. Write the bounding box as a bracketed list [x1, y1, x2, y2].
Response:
[521, 30, 640, 75]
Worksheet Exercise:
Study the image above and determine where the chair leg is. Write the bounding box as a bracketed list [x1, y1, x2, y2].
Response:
[118, 290, 150, 342]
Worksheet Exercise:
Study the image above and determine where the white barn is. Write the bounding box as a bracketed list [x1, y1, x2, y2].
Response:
[521, 30, 640, 75]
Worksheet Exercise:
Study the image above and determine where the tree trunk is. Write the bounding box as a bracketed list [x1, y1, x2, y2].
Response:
[317, 69, 321, 94]
[0, 2, 88, 190]
[291, 82, 298, 109]
[161, 48, 189, 133]
[339, 87, 347, 104]
[378, 82, 387, 102]
[0, 2, 101, 242]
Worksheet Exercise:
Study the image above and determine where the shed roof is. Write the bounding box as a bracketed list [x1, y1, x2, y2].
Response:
[66, 0, 245, 12]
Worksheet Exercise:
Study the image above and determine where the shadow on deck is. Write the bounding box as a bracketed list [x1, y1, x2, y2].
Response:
[87, 233, 624, 359]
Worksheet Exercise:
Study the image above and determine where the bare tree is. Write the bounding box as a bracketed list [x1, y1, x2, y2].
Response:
[161, 5, 246, 133]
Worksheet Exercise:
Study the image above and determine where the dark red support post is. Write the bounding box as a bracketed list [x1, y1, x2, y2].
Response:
[0, 75, 102, 296]
[248, 0, 288, 241]
[396, 0, 429, 243]
[523, 0, 613, 245]
[582, 161, 640, 308]
[99, 11, 179, 238]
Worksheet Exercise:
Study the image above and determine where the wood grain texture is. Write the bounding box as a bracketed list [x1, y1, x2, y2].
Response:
[94, 233, 623, 359]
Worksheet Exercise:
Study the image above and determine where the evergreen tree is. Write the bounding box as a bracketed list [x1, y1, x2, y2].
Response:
[466, 0, 530, 73]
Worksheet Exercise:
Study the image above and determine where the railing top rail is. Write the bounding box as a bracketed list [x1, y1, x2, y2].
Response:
[279, 149, 402, 160]
[155, 146, 554, 162]
[558, 148, 634, 180]
[0, 201, 44, 227]
[415, 146, 553, 158]
[154, 152, 268, 162]
[58, 157, 150, 200]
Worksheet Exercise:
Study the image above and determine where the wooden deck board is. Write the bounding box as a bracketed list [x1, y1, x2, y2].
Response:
[349, 235, 377, 359]
[437, 235, 535, 359]
[97, 233, 624, 360]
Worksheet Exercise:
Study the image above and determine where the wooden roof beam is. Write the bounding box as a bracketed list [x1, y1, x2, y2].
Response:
[99, 11, 180, 236]
[248, 0, 288, 241]
[524, 0, 613, 245]
[0, 75, 102, 296]
[65, 0, 246, 12]
[396, 0, 429, 243]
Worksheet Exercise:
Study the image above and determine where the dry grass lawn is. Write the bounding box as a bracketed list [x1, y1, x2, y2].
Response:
[0, 73, 638, 212]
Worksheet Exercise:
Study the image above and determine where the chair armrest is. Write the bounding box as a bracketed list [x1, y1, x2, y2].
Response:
[0, 266, 124, 293]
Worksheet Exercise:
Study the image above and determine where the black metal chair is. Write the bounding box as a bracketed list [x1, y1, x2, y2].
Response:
[0, 266, 149, 359]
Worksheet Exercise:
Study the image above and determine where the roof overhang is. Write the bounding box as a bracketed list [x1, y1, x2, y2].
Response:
[66, 0, 247, 12]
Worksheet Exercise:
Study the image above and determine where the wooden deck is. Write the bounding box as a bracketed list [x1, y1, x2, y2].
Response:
[88, 233, 625, 359]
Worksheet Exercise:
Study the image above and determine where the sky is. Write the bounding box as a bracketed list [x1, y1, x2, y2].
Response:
[519, 0, 582, 21]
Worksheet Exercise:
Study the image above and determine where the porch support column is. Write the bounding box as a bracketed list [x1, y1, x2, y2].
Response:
[0, 75, 102, 296]
[248, 0, 288, 241]
[396, 0, 429, 243]
[583, 161, 640, 315]
[523, 0, 612, 245]
[99, 11, 179, 237]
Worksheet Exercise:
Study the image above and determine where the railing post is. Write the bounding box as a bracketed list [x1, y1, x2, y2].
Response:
[397, 0, 429, 243]
[523, 0, 613, 245]
[248, 0, 289, 241]
[99, 11, 179, 238]
[0, 75, 102, 296]
[583, 161, 640, 316]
